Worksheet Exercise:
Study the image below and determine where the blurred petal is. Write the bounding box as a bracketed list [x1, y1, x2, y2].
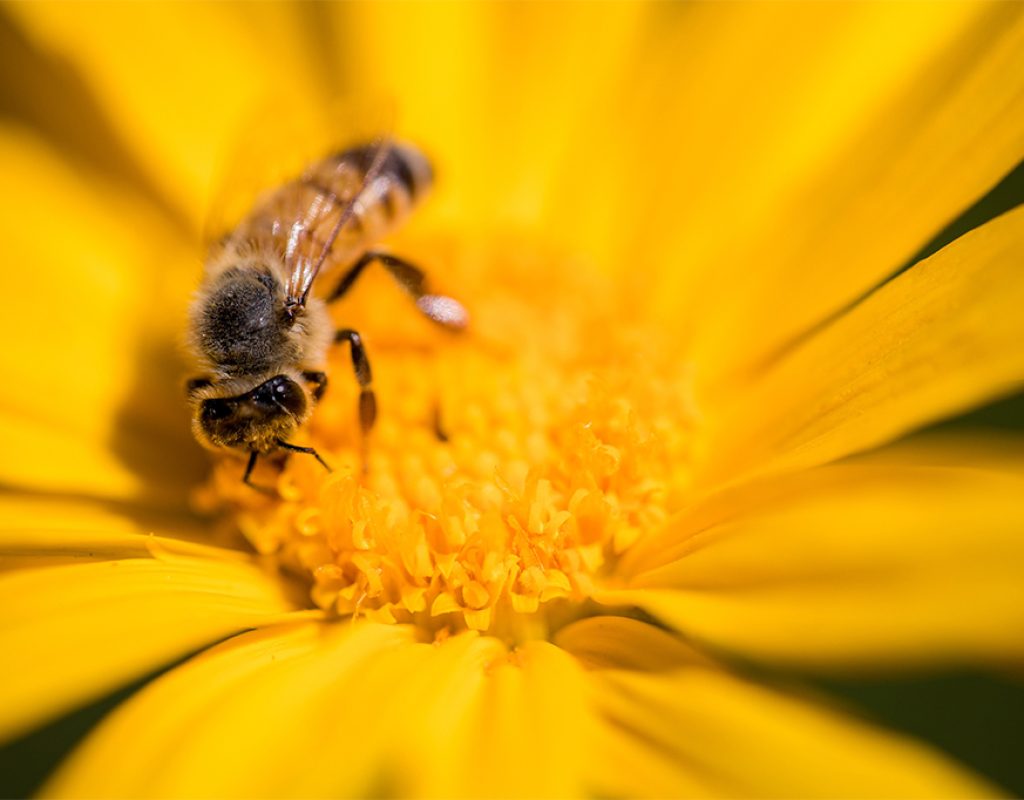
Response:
[557, 618, 996, 798]
[596, 668, 994, 798]
[676, 4, 1024, 394]
[45, 616, 602, 799]
[0, 12, 184, 231]
[844, 430, 1024, 473]
[700, 206, 1024, 486]
[47, 623, 467, 797]
[554, 615, 711, 672]
[552, 619, 718, 797]
[0, 125, 204, 505]
[0, 555, 296, 743]
[330, 1, 647, 264]
[606, 456, 1024, 669]
[456, 641, 592, 799]
[0, 491, 248, 571]
[332, 1, 1021, 313]
[44, 622, 419, 798]
[5, 1, 327, 227]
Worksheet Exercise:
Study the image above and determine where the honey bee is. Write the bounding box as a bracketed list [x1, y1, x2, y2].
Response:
[186, 138, 467, 491]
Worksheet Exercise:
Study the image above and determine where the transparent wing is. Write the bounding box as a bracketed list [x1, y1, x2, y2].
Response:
[281, 127, 394, 309]
[203, 94, 395, 272]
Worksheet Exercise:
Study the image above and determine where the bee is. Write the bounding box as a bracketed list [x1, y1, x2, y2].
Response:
[186, 138, 467, 491]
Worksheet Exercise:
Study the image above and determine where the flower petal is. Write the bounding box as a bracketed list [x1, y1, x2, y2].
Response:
[456, 640, 592, 799]
[0, 125, 204, 504]
[699, 206, 1024, 487]
[44, 617, 601, 799]
[5, 2, 327, 226]
[606, 455, 1024, 668]
[678, 4, 1024, 396]
[43, 621, 421, 798]
[557, 618, 997, 798]
[0, 492, 249, 572]
[553, 615, 711, 671]
[0, 555, 296, 743]
[598, 669, 995, 798]
[327, 1, 647, 264]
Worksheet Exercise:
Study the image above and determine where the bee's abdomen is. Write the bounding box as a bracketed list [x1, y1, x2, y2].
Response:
[303, 143, 432, 244]
[238, 143, 433, 277]
[337, 143, 432, 204]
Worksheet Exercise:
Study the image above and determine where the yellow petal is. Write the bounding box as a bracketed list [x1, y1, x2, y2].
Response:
[677, 4, 1024, 396]
[46, 621, 490, 798]
[453, 641, 593, 799]
[591, 667, 996, 797]
[0, 492, 249, 572]
[554, 614, 710, 671]
[699, 205, 1024, 487]
[44, 621, 421, 798]
[0, 555, 296, 743]
[555, 617, 995, 797]
[0, 125, 203, 505]
[45, 615, 600, 799]
[5, 2, 327, 226]
[327, 1, 650, 270]
[845, 430, 1024, 473]
[606, 457, 1024, 669]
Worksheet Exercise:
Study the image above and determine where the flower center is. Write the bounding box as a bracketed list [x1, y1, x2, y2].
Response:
[199, 239, 697, 640]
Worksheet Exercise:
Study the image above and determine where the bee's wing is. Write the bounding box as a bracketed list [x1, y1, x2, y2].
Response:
[281, 128, 394, 308]
[203, 95, 394, 260]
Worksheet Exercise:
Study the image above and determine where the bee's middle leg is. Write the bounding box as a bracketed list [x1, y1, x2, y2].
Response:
[335, 328, 377, 472]
[327, 250, 468, 331]
[335, 329, 377, 436]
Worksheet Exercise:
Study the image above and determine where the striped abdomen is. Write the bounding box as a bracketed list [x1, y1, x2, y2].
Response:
[237, 142, 433, 286]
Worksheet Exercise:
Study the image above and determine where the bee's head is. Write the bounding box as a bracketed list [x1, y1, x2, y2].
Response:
[192, 374, 308, 453]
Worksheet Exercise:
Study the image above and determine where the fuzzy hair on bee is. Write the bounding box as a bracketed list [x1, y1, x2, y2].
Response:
[189, 240, 334, 381]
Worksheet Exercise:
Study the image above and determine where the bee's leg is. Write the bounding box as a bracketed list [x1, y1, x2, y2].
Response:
[302, 370, 328, 402]
[335, 328, 377, 472]
[276, 440, 332, 472]
[325, 252, 374, 302]
[242, 450, 275, 495]
[327, 250, 469, 331]
[432, 403, 449, 443]
[186, 377, 212, 396]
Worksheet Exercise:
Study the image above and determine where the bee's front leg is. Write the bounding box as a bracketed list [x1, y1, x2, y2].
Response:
[302, 370, 328, 402]
[275, 440, 332, 473]
[186, 376, 212, 397]
[241, 450, 275, 495]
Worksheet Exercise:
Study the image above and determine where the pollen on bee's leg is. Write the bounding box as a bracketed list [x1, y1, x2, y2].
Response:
[202, 244, 697, 641]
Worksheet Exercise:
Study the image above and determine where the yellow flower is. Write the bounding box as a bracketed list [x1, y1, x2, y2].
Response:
[2, 1, 1024, 797]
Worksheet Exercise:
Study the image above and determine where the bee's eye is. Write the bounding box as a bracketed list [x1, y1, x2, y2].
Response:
[275, 380, 306, 417]
[200, 398, 233, 423]
[251, 375, 306, 418]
